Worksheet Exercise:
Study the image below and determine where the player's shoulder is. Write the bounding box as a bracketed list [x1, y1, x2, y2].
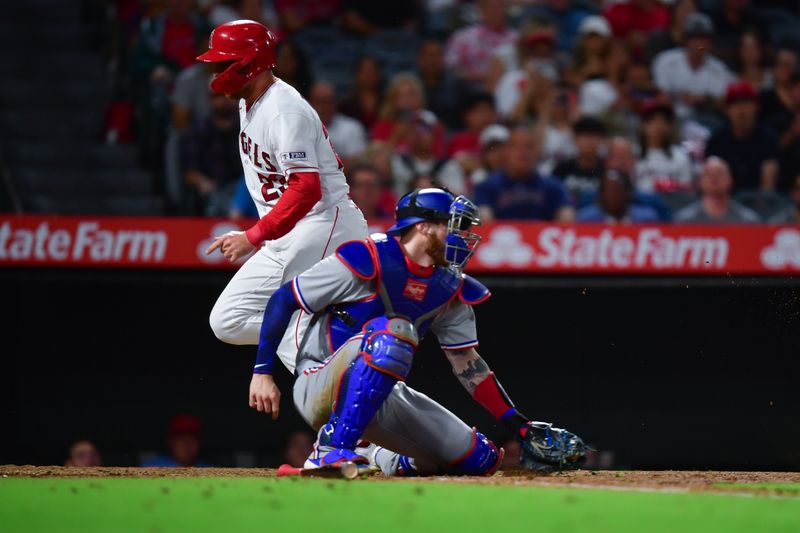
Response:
[459, 274, 491, 305]
[335, 238, 378, 280]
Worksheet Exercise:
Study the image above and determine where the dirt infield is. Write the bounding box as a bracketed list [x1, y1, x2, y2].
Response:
[3, 465, 799, 493]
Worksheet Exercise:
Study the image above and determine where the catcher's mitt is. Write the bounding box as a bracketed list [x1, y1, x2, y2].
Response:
[518, 421, 588, 472]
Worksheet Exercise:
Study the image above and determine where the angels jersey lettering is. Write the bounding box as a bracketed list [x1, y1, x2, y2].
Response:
[238, 78, 349, 218]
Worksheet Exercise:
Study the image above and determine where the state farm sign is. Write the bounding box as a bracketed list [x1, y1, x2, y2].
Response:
[476, 226, 729, 271]
[0, 216, 797, 275]
[0, 221, 167, 262]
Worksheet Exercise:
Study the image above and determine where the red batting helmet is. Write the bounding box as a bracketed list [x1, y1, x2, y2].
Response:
[197, 20, 277, 95]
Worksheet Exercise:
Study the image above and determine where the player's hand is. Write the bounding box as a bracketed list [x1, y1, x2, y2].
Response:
[249, 373, 281, 420]
[206, 231, 256, 262]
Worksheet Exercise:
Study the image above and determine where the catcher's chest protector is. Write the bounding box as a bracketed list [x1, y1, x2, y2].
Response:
[329, 234, 465, 351]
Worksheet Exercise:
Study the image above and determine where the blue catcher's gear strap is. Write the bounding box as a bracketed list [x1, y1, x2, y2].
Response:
[450, 429, 504, 476]
[253, 281, 301, 374]
[325, 317, 418, 450]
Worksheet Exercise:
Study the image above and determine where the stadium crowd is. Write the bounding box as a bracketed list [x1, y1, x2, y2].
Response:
[109, 0, 800, 224]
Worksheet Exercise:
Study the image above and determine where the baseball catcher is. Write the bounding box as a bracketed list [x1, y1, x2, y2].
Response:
[252, 188, 587, 474]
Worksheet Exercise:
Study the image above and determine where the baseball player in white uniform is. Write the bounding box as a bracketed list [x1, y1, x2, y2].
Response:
[197, 21, 368, 418]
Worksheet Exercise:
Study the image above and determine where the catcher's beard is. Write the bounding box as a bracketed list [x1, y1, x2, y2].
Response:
[424, 232, 449, 267]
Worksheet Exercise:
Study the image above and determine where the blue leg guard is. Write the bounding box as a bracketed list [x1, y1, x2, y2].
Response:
[451, 430, 504, 476]
[322, 317, 418, 454]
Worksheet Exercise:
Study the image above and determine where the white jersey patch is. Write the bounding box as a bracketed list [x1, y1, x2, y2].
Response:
[238, 78, 349, 219]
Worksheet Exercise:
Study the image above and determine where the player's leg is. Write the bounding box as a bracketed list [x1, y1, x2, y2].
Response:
[293, 320, 501, 476]
[362, 382, 503, 477]
[209, 248, 284, 345]
[300, 316, 417, 466]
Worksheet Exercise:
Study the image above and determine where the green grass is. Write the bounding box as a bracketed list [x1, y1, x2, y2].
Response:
[1, 477, 800, 533]
[716, 483, 800, 494]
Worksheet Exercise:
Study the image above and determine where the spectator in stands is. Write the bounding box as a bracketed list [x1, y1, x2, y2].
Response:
[275, 0, 342, 33]
[552, 117, 608, 202]
[273, 40, 313, 97]
[675, 157, 761, 223]
[131, 0, 206, 79]
[538, 88, 578, 174]
[339, 56, 383, 130]
[652, 13, 734, 120]
[494, 28, 560, 121]
[565, 15, 613, 87]
[520, 0, 590, 53]
[470, 124, 510, 187]
[606, 136, 638, 177]
[603, 0, 669, 56]
[447, 92, 497, 159]
[736, 30, 771, 92]
[635, 100, 694, 193]
[578, 38, 630, 119]
[129, 0, 208, 163]
[577, 170, 660, 223]
[417, 39, 470, 130]
[281, 431, 315, 468]
[769, 175, 800, 223]
[348, 163, 393, 219]
[171, 44, 213, 132]
[710, 0, 763, 67]
[340, 0, 419, 35]
[489, 21, 559, 93]
[142, 414, 209, 467]
[474, 128, 574, 221]
[390, 110, 466, 196]
[705, 81, 779, 191]
[183, 92, 241, 215]
[760, 50, 799, 139]
[646, 0, 698, 61]
[444, 0, 517, 87]
[372, 73, 443, 156]
[309, 81, 367, 165]
[65, 440, 101, 467]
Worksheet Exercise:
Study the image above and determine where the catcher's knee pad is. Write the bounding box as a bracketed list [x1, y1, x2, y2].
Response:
[324, 317, 418, 450]
[451, 430, 503, 476]
[358, 316, 418, 381]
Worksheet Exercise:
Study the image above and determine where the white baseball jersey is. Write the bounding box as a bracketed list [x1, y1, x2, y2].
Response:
[238, 78, 350, 219]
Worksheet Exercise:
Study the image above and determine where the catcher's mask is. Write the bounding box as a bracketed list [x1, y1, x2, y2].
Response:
[445, 195, 481, 272]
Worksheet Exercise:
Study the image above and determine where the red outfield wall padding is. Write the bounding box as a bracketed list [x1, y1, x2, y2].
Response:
[0, 216, 798, 275]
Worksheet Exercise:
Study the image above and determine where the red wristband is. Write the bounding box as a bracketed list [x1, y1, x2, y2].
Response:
[471, 372, 516, 420]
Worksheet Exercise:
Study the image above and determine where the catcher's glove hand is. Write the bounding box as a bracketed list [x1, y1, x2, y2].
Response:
[518, 421, 588, 472]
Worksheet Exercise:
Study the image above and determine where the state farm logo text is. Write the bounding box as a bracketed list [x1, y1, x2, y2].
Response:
[0, 222, 167, 262]
[477, 226, 729, 269]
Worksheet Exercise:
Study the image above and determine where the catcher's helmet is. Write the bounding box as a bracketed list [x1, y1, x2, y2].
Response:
[386, 188, 455, 234]
[196, 20, 277, 95]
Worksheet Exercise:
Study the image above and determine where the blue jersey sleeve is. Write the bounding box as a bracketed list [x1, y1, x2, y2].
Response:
[254, 282, 300, 375]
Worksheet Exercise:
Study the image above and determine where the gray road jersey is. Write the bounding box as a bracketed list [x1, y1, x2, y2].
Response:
[291, 253, 480, 370]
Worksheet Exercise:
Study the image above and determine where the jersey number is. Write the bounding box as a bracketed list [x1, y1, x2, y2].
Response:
[258, 173, 288, 203]
[322, 123, 344, 171]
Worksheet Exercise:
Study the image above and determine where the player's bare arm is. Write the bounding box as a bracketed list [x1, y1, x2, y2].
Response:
[444, 348, 491, 394]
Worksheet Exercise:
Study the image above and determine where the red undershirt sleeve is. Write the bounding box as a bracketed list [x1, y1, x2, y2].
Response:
[245, 171, 322, 245]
